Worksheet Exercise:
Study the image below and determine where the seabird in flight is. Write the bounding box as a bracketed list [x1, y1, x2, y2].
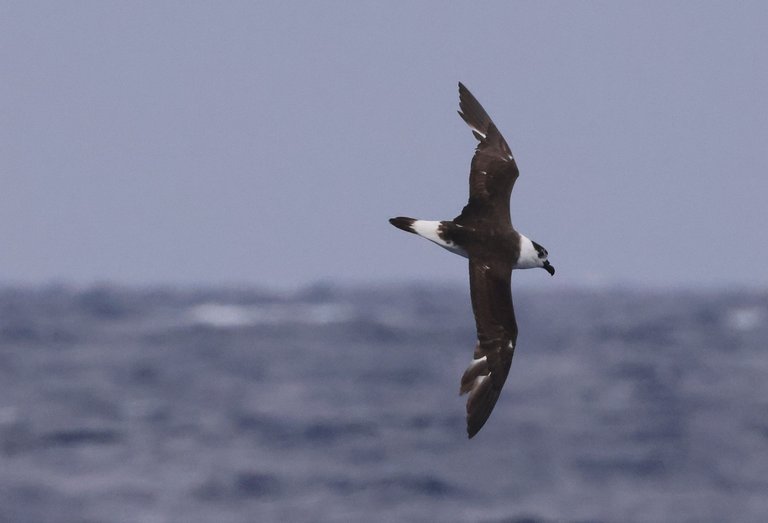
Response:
[389, 83, 555, 438]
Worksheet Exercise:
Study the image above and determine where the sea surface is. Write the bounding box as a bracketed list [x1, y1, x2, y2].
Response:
[0, 284, 766, 523]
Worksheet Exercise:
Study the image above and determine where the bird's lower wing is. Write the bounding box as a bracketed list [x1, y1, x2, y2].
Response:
[461, 256, 518, 438]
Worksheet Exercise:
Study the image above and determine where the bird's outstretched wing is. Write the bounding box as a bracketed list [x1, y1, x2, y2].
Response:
[460, 255, 518, 438]
[454, 83, 520, 229]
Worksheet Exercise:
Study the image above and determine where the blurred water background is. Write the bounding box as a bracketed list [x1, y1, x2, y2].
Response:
[0, 283, 766, 523]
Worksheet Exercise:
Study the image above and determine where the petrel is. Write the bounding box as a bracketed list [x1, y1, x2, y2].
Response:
[389, 83, 555, 438]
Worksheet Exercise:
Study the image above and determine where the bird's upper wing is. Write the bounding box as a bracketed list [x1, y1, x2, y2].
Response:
[454, 83, 520, 229]
[460, 254, 518, 438]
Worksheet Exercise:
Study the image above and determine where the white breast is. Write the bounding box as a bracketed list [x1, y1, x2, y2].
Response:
[514, 234, 541, 269]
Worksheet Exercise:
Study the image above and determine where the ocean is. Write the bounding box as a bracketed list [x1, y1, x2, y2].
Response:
[0, 284, 766, 523]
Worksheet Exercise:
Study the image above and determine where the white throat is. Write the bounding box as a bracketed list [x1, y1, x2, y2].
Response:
[515, 234, 541, 269]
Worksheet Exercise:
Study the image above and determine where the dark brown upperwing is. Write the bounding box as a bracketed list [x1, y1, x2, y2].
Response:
[461, 255, 518, 438]
[455, 83, 520, 229]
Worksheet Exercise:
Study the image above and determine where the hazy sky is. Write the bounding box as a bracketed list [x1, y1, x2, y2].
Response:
[2, 2, 767, 289]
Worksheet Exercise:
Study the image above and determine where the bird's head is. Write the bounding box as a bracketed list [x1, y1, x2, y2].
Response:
[531, 241, 555, 276]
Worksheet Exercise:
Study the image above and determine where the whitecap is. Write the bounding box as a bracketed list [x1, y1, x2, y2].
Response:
[726, 306, 765, 332]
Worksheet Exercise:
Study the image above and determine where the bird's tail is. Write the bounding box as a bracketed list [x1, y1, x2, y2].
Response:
[388, 217, 417, 233]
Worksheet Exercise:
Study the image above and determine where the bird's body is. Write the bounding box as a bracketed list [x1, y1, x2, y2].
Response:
[389, 83, 555, 438]
[389, 218, 544, 269]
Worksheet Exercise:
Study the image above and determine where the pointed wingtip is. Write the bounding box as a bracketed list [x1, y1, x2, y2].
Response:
[458, 82, 471, 100]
